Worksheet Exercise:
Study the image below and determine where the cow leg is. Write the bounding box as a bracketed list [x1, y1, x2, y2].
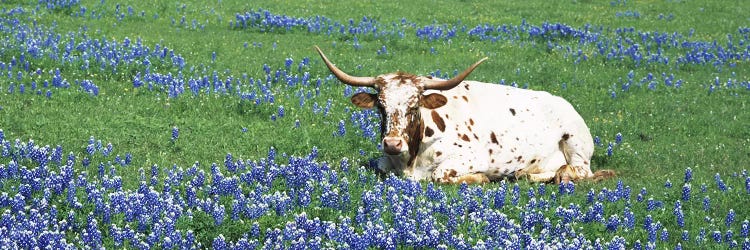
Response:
[455, 173, 490, 184]
[516, 150, 567, 183]
[527, 172, 556, 183]
[431, 159, 489, 184]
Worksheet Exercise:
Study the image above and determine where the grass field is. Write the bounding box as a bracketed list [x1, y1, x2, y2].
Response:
[0, 0, 749, 248]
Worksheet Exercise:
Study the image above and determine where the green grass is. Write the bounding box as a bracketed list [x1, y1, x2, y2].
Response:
[0, 0, 748, 248]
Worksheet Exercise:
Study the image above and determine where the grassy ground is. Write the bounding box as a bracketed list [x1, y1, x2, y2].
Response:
[0, 0, 748, 248]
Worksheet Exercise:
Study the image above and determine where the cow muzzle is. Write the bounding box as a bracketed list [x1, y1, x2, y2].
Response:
[382, 137, 406, 155]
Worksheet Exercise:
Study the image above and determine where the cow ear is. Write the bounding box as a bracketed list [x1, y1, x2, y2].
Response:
[421, 93, 448, 109]
[351, 92, 378, 109]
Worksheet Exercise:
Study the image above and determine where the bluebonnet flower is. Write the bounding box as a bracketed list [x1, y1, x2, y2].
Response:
[741, 220, 749, 237]
[615, 133, 622, 144]
[725, 230, 734, 244]
[682, 230, 689, 241]
[171, 126, 179, 141]
[643, 215, 653, 230]
[660, 228, 669, 241]
[511, 183, 520, 206]
[703, 196, 710, 211]
[336, 120, 346, 136]
[377, 45, 388, 55]
[607, 143, 613, 156]
[674, 204, 685, 228]
[712, 230, 722, 243]
[646, 222, 657, 243]
[725, 209, 735, 228]
[637, 187, 647, 202]
[715, 173, 727, 192]
[606, 214, 620, 232]
[537, 183, 546, 197]
[681, 183, 691, 201]
[665, 179, 672, 188]
[746, 176, 750, 194]
[212, 234, 227, 250]
[697, 228, 706, 244]
[684, 167, 693, 182]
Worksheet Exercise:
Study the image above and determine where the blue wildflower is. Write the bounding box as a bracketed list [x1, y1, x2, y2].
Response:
[661, 228, 669, 241]
[684, 167, 693, 183]
[725, 209, 736, 228]
[606, 214, 620, 232]
[615, 133, 622, 144]
[712, 230, 722, 243]
[681, 183, 691, 201]
[171, 126, 179, 141]
[715, 173, 727, 191]
[703, 196, 711, 211]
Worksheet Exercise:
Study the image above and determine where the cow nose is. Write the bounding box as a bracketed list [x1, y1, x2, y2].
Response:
[383, 137, 403, 155]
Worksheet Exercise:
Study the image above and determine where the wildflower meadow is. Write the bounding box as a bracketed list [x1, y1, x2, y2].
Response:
[0, 0, 748, 249]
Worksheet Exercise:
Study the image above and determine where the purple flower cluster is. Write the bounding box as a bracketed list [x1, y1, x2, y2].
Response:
[2, 131, 748, 249]
[233, 9, 404, 39]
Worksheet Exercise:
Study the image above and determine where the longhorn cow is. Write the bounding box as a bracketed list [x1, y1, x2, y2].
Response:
[315, 46, 614, 184]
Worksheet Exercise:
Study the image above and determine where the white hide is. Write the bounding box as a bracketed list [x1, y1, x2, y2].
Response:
[381, 79, 594, 183]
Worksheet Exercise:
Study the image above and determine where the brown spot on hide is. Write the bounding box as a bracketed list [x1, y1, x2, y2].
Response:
[445, 114, 449, 119]
[405, 112, 424, 168]
[584, 160, 589, 165]
[469, 166, 473, 170]
[449, 169, 457, 177]
[453, 96, 458, 99]
[436, 151, 442, 157]
[464, 84, 470, 90]
[462, 96, 469, 102]
[489, 149, 493, 154]
[461, 134, 470, 142]
[473, 134, 479, 140]
[530, 159, 537, 164]
[517, 156, 522, 162]
[491, 159, 495, 163]
[509, 108, 516, 116]
[425, 126, 434, 137]
[469, 118, 475, 126]
[351, 93, 377, 109]
[490, 132, 499, 144]
[431, 111, 446, 132]
[506, 160, 513, 164]
[421, 93, 447, 109]
[562, 133, 571, 140]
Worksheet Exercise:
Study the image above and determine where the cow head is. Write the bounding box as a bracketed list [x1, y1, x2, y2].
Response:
[314, 46, 487, 162]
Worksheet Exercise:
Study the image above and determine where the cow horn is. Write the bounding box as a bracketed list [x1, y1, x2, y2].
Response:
[423, 57, 488, 90]
[314, 46, 376, 87]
